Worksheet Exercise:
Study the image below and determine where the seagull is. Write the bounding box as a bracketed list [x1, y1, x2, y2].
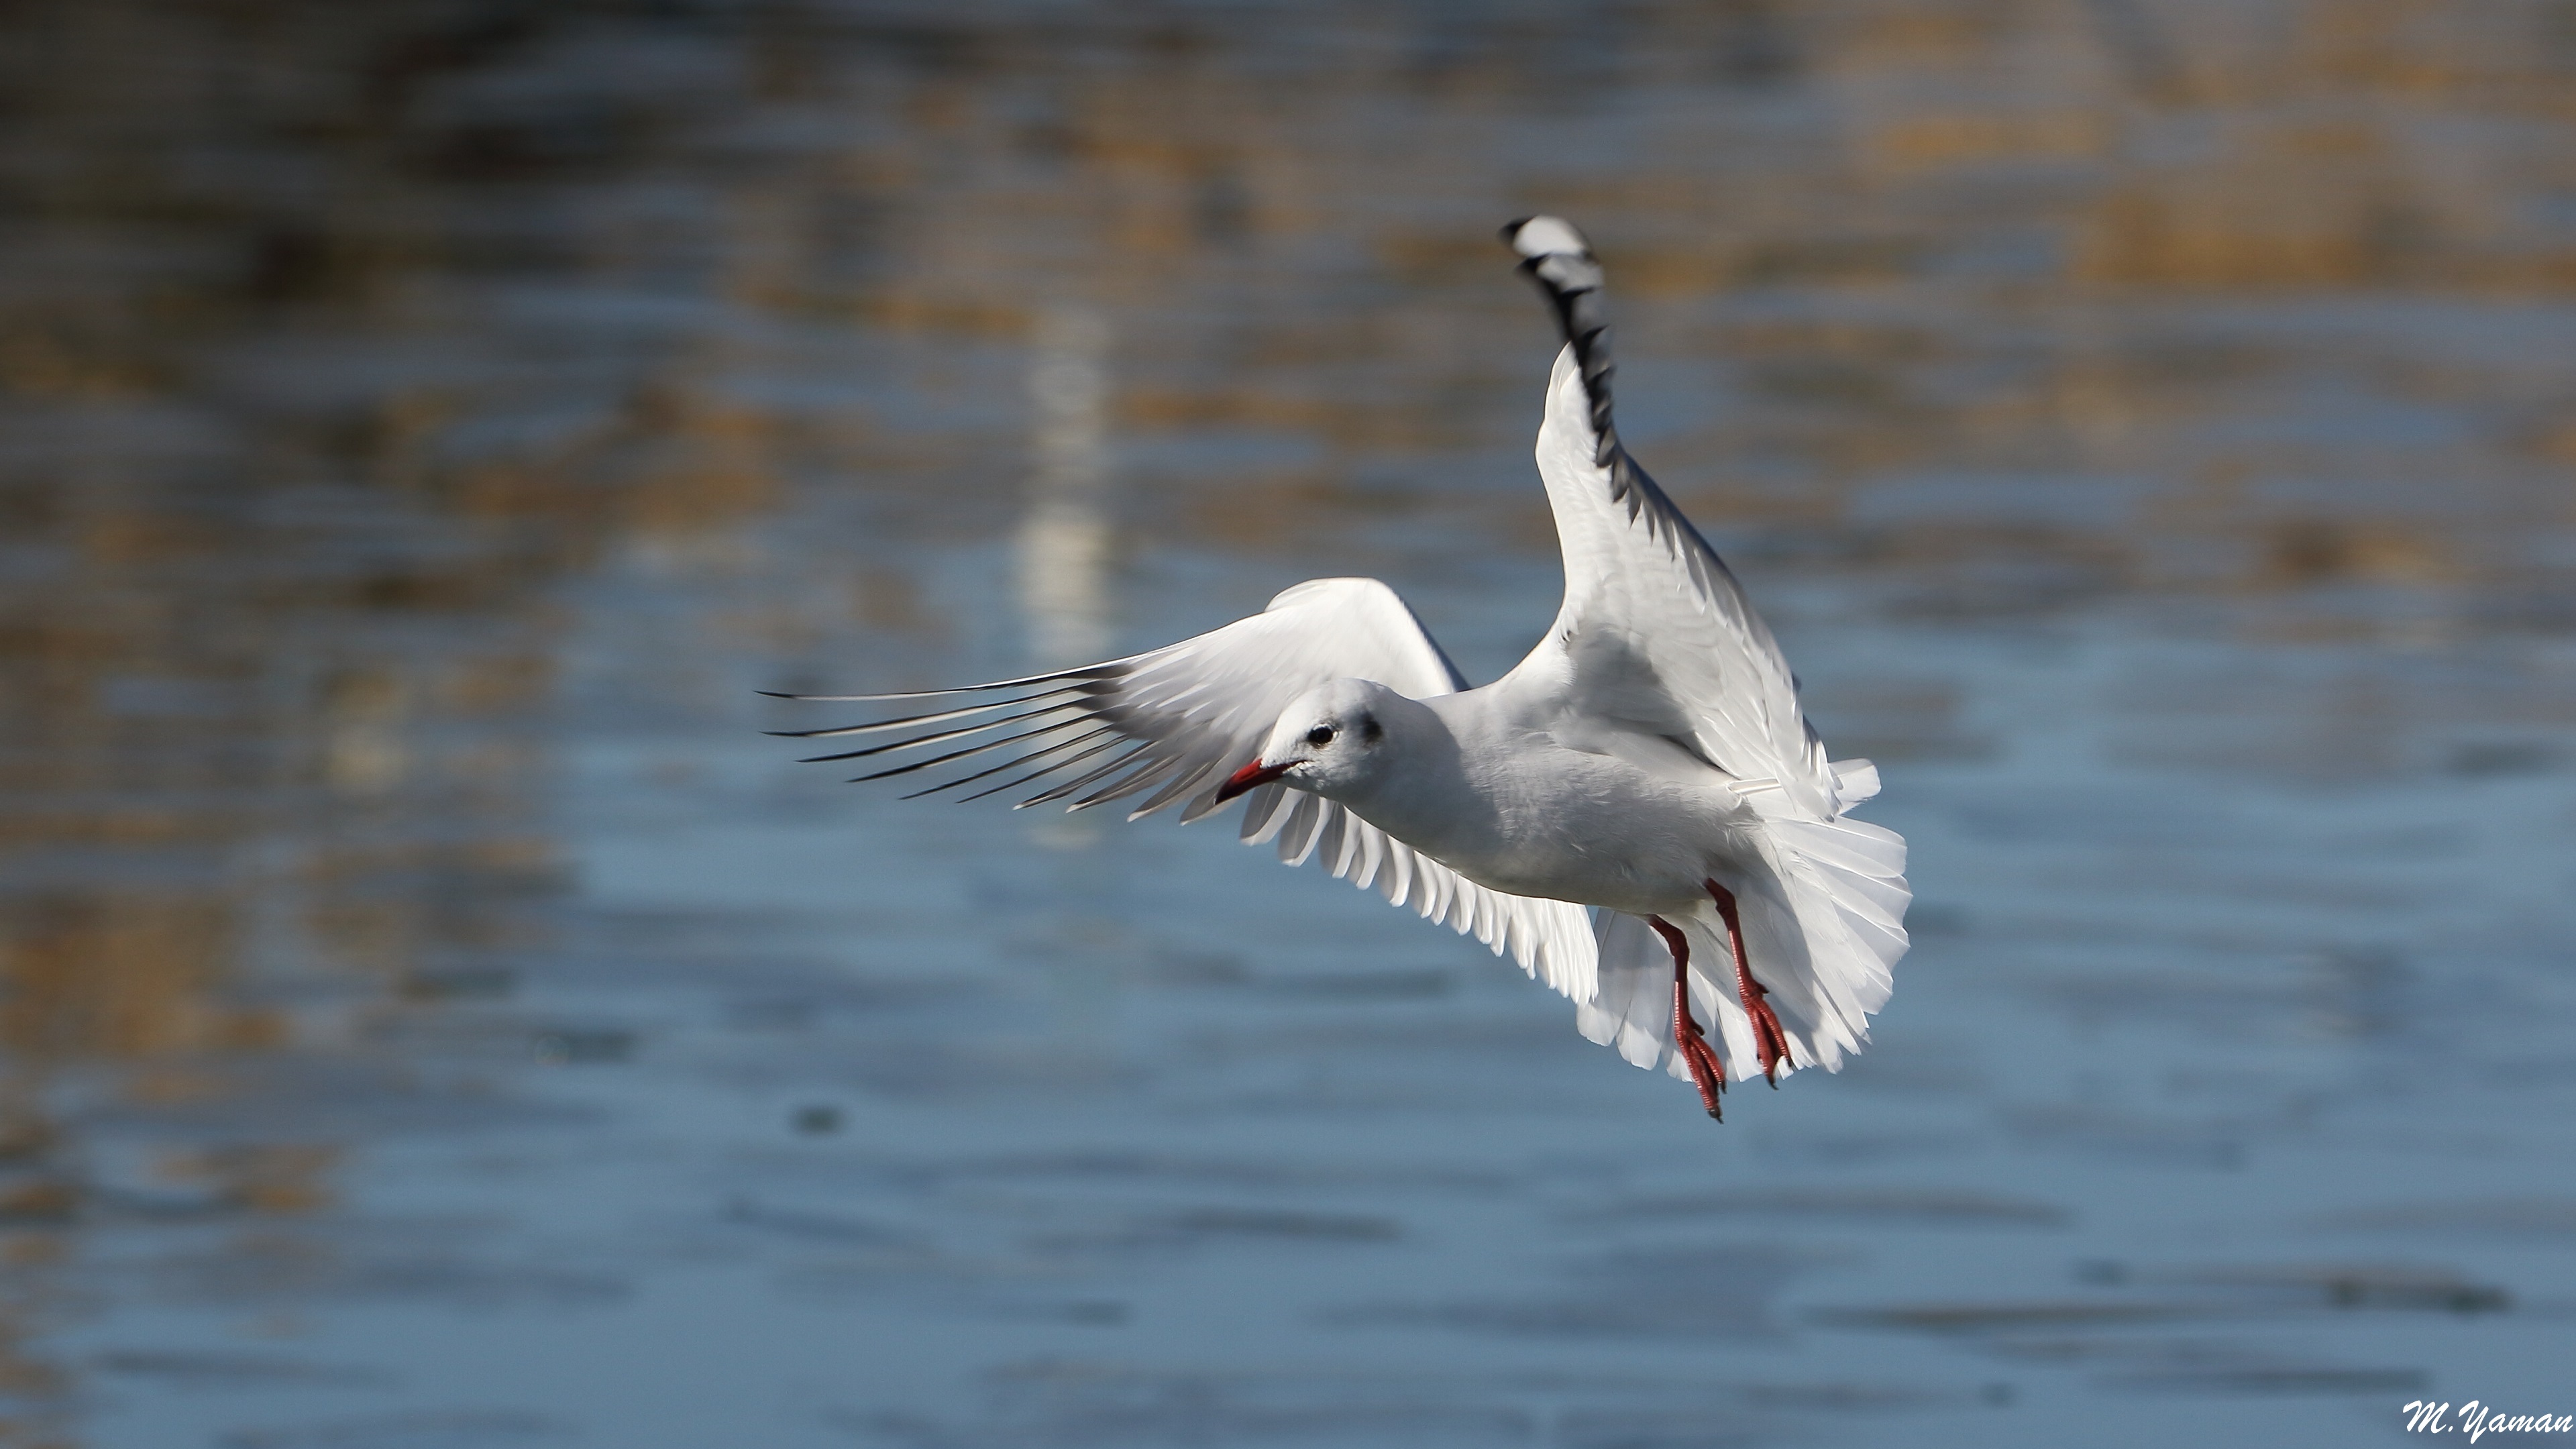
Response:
[773, 217, 1909, 1118]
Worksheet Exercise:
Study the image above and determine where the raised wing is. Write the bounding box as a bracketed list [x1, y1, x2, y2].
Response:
[1500, 216, 1857, 822]
[774, 576, 1597, 1001]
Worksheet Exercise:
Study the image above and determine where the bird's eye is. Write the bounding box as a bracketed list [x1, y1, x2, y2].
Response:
[1305, 725, 1335, 747]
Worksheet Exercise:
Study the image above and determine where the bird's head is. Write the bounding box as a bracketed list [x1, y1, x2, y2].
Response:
[1216, 678, 1404, 803]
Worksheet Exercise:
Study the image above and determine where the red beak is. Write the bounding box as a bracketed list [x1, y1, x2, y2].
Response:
[1214, 759, 1291, 802]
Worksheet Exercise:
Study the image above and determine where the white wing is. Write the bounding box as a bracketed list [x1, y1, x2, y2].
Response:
[1501, 217, 1856, 823]
[777, 576, 1597, 1001]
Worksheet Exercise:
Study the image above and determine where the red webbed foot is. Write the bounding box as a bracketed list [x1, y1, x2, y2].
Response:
[1648, 916, 1726, 1120]
[1707, 879, 1791, 1086]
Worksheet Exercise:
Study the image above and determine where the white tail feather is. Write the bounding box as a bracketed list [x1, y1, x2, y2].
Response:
[1576, 815, 1909, 1085]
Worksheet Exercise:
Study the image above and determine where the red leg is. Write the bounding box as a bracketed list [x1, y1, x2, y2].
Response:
[1647, 915, 1727, 1120]
[1705, 879, 1790, 1086]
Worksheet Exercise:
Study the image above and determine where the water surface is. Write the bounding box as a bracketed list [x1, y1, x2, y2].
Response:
[3, 3, 2575, 1446]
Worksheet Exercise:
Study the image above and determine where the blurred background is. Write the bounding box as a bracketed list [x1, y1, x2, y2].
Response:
[3, 1, 2575, 1445]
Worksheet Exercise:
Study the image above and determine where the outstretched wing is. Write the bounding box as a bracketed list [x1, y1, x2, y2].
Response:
[1499, 215, 1860, 823]
[775, 576, 1597, 1001]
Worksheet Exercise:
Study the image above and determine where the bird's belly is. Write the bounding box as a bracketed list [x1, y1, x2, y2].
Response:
[1398, 771, 1759, 917]
[1461, 840, 1727, 916]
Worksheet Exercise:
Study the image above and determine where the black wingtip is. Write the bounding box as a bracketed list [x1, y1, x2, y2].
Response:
[1499, 216, 1534, 244]
[757, 690, 800, 700]
[1505, 216, 1619, 463]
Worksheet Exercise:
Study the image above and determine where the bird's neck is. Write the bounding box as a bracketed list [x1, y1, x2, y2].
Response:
[1325, 694, 1495, 861]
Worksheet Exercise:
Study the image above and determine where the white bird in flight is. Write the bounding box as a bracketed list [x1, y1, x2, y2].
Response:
[775, 217, 1909, 1118]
